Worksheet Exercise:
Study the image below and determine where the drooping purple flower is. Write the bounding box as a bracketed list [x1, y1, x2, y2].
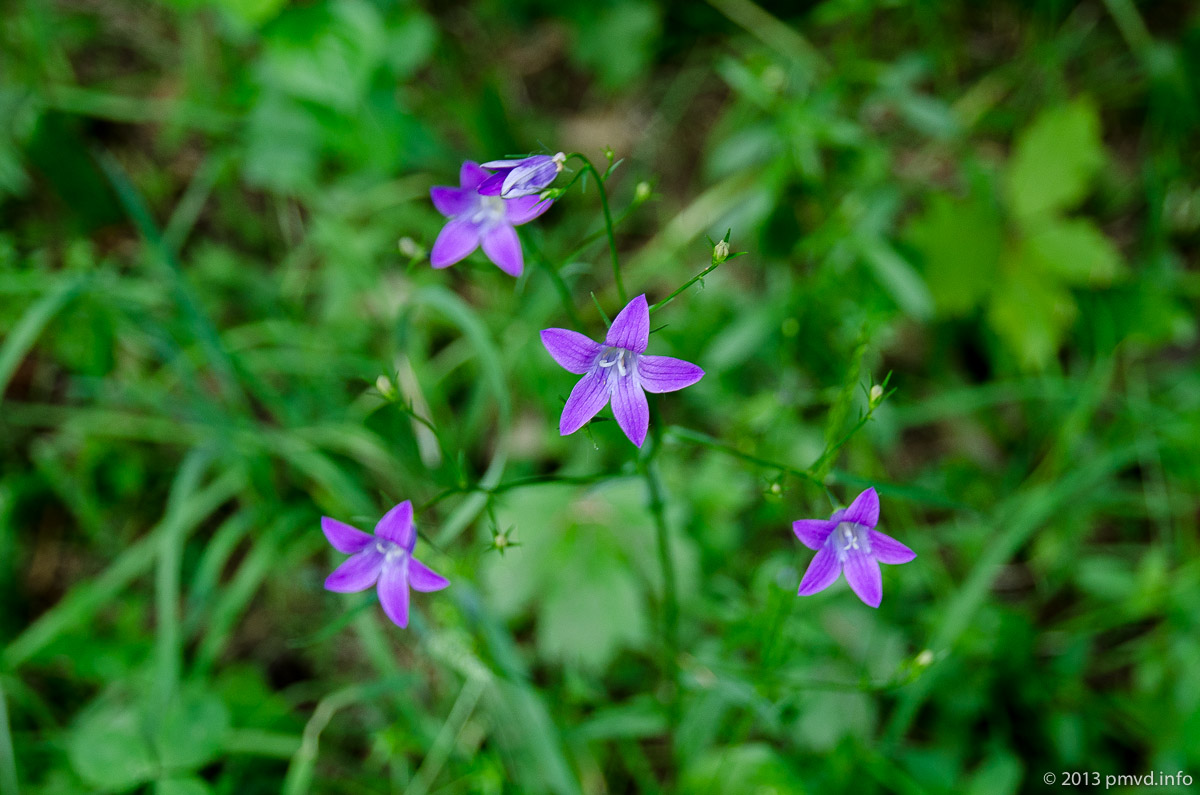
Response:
[322, 500, 449, 628]
[794, 488, 915, 608]
[430, 161, 553, 277]
[541, 294, 704, 448]
[478, 152, 565, 199]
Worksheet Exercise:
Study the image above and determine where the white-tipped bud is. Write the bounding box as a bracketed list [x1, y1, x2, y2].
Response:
[376, 374, 398, 400]
[398, 236, 424, 259]
[634, 181, 652, 202]
[713, 239, 730, 265]
[869, 384, 884, 407]
[916, 649, 934, 667]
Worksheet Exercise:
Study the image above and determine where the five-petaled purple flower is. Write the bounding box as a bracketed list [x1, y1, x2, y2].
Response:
[322, 500, 449, 628]
[478, 152, 566, 199]
[430, 161, 552, 277]
[541, 294, 704, 448]
[793, 488, 915, 607]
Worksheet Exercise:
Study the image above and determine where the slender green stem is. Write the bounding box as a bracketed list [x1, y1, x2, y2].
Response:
[650, 255, 739, 314]
[664, 425, 825, 487]
[0, 679, 18, 795]
[568, 154, 626, 303]
[523, 233, 584, 328]
[417, 472, 620, 515]
[642, 414, 680, 746]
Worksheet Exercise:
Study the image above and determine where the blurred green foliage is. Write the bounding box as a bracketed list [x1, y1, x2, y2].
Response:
[2, 0, 1200, 793]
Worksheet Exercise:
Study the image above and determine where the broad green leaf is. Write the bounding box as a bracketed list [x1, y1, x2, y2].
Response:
[67, 695, 157, 791]
[155, 777, 212, 795]
[213, 0, 287, 27]
[795, 688, 876, 751]
[986, 262, 1077, 370]
[906, 191, 1004, 315]
[154, 686, 231, 772]
[537, 536, 648, 671]
[570, 1, 661, 90]
[965, 750, 1023, 795]
[681, 744, 806, 794]
[1023, 218, 1123, 286]
[1006, 99, 1105, 221]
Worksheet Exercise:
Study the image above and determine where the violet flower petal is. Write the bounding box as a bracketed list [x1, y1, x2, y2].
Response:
[869, 530, 916, 564]
[408, 558, 450, 592]
[611, 375, 649, 447]
[560, 371, 611, 436]
[840, 487, 880, 529]
[797, 546, 841, 596]
[431, 217, 480, 269]
[480, 223, 524, 276]
[792, 519, 837, 550]
[321, 517, 374, 554]
[605, 294, 650, 353]
[375, 500, 416, 551]
[637, 355, 704, 393]
[430, 186, 471, 217]
[843, 548, 883, 607]
[505, 195, 553, 226]
[325, 547, 385, 593]
[480, 158, 526, 168]
[541, 328, 603, 374]
[477, 172, 506, 196]
[459, 161, 490, 191]
[376, 559, 411, 628]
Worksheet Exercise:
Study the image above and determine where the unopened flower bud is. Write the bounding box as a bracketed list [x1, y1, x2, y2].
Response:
[376, 374, 398, 401]
[398, 236, 424, 259]
[869, 384, 884, 407]
[712, 239, 730, 265]
[634, 181, 652, 203]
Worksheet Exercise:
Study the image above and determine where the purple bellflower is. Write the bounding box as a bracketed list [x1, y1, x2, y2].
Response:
[430, 161, 552, 277]
[541, 294, 704, 448]
[322, 500, 449, 628]
[478, 152, 566, 199]
[793, 488, 915, 608]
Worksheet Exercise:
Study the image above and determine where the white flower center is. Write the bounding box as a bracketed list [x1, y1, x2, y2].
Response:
[376, 540, 407, 563]
[597, 346, 636, 378]
[833, 522, 870, 561]
[470, 195, 507, 227]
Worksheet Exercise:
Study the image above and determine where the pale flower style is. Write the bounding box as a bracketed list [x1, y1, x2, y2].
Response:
[793, 488, 915, 608]
[429, 161, 552, 276]
[322, 500, 449, 628]
[478, 152, 566, 198]
[541, 294, 704, 447]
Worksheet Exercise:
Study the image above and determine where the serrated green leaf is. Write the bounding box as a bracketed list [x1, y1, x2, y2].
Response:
[1006, 99, 1105, 221]
[1023, 218, 1123, 286]
[906, 191, 1004, 315]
